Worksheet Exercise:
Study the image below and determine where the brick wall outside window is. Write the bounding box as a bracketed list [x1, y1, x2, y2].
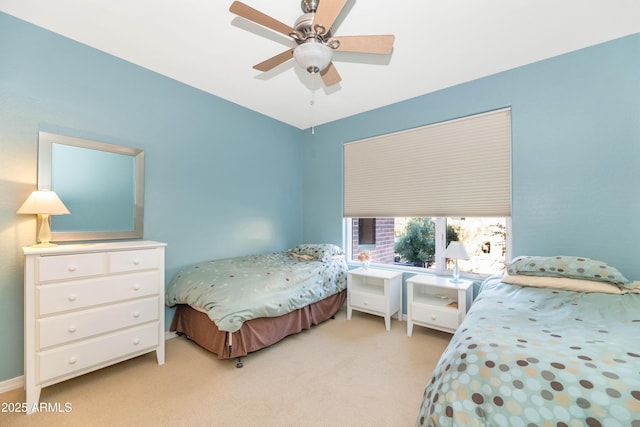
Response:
[351, 218, 395, 264]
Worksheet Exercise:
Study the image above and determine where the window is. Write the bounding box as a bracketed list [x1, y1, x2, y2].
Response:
[446, 218, 508, 276]
[347, 217, 510, 278]
[343, 108, 512, 280]
[357, 218, 376, 245]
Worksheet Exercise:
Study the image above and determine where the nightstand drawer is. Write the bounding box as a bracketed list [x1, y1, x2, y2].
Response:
[349, 291, 386, 313]
[412, 304, 459, 330]
[38, 322, 159, 383]
[38, 297, 159, 349]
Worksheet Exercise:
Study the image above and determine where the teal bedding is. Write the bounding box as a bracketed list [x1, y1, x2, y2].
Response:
[166, 248, 348, 333]
[416, 275, 640, 427]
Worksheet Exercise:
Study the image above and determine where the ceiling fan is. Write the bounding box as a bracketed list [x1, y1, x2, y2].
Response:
[229, 0, 395, 86]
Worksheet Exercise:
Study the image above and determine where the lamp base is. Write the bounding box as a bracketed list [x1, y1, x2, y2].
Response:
[34, 214, 58, 249]
[31, 242, 58, 248]
[449, 261, 463, 284]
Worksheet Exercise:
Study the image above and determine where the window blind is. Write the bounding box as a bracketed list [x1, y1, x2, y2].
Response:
[343, 108, 511, 218]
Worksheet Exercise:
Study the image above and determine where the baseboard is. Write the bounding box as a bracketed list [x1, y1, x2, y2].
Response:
[1, 333, 179, 394]
[0, 375, 23, 394]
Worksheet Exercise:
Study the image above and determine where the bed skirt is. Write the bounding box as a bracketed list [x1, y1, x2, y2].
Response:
[170, 290, 346, 359]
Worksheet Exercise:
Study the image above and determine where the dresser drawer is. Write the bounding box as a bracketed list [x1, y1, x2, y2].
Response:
[349, 291, 386, 313]
[38, 323, 159, 383]
[411, 303, 459, 331]
[37, 252, 106, 283]
[109, 249, 161, 273]
[38, 297, 160, 349]
[38, 271, 160, 316]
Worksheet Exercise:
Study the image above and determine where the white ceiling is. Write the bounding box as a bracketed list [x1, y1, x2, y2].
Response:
[1, 0, 639, 129]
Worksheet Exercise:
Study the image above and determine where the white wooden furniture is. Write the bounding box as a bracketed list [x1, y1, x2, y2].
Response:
[347, 268, 403, 330]
[23, 240, 166, 414]
[406, 275, 473, 335]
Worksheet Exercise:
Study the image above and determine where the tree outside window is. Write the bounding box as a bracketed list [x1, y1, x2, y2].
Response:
[349, 217, 508, 277]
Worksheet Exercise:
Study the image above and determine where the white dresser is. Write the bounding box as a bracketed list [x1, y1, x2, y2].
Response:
[23, 240, 167, 414]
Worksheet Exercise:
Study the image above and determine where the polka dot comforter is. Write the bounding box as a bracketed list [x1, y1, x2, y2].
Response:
[416, 276, 640, 427]
[166, 250, 348, 333]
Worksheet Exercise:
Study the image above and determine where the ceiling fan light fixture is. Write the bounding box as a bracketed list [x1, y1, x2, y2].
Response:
[229, 1, 394, 86]
[293, 41, 332, 74]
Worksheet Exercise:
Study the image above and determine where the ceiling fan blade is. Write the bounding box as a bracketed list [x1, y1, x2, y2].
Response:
[320, 62, 342, 86]
[229, 1, 297, 38]
[253, 48, 295, 72]
[312, 0, 348, 35]
[331, 35, 395, 54]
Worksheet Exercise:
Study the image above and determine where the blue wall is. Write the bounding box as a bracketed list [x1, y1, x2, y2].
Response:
[0, 12, 303, 382]
[302, 34, 640, 282]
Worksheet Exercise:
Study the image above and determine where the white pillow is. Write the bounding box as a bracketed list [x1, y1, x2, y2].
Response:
[502, 274, 627, 294]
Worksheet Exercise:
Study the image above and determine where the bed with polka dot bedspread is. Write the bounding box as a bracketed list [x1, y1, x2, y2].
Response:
[416, 276, 640, 427]
[166, 245, 348, 333]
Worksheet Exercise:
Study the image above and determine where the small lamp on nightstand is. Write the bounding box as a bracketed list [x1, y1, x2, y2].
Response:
[443, 241, 469, 284]
[17, 190, 70, 248]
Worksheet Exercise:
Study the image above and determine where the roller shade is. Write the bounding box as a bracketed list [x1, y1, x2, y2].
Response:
[344, 108, 511, 218]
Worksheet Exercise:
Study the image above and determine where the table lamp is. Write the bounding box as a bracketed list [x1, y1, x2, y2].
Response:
[443, 241, 469, 284]
[17, 190, 70, 247]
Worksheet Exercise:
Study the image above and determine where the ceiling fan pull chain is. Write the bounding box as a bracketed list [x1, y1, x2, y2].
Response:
[310, 76, 316, 135]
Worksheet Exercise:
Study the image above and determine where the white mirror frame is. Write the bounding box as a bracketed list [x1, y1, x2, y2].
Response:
[38, 131, 145, 242]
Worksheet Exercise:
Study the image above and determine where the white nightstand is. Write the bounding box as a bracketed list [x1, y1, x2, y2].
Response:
[406, 275, 473, 335]
[347, 268, 403, 331]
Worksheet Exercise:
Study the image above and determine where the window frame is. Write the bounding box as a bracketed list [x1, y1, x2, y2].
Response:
[344, 217, 512, 281]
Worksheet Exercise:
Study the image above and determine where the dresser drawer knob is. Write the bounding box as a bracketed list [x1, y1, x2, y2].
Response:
[68, 293, 78, 302]
[133, 258, 140, 265]
[431, 314, 437, 320]
[132, 311, 141, 318]
[132, 338, 141, 346]
[68, 356, 77, 365]
[68, 265, 77, 272]
[68, 325, 77, 333]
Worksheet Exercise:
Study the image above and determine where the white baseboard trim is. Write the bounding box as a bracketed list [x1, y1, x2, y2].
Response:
[0, 375, 23, 394]
[1, 333, 179, 394]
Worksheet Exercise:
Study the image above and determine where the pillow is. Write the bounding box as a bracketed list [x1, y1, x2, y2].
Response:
[506, 256, 630, 288]
[289, 244, 344, 261]
[501, 274, 627, 294]
[290, 253, 315, 261]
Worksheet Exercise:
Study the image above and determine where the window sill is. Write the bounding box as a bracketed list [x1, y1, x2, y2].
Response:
[347, 262, 489, 282]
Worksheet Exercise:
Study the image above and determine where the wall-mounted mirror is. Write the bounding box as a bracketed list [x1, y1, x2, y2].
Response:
[38, 131, 144, 242]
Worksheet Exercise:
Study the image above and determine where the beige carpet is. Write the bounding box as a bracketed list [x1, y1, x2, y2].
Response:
[1, 306, 451, 427]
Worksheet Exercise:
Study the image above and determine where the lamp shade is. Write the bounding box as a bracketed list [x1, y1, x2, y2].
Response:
[17, 190, 70, 215]
[443, 241, 470, 260]
[293, 41, 332, 74]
